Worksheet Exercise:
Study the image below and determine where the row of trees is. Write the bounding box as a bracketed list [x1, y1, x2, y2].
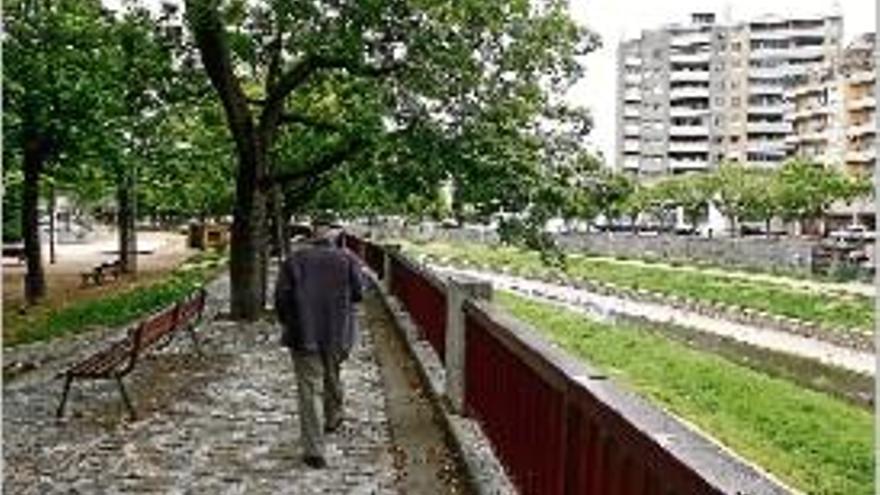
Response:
[5, 0, 603, 318]
[4, 0, 235, 303]
[618, 161, 871, 234]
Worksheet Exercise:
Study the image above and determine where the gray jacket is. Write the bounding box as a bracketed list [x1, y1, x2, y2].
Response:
[274, 239, 363, 354]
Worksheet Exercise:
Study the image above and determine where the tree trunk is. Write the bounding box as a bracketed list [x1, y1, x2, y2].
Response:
[271, 183, 290, 259]
[22, 139, 46, 304]
[117, 171, 137, 274]
[229, 139, 268, 321]
[48, 182, 56, 264]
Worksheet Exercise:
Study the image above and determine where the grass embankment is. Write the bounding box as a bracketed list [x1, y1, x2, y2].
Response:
[3, 251, 226, 347]
[499, 292, 872, 495]
[405, 241, 873, 332]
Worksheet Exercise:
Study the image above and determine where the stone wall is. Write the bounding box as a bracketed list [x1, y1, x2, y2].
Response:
[554, 233, 817, 275]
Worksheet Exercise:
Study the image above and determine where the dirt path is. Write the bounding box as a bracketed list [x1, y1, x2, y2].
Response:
[368, 288, 472, 495]
[3, 229, 195, 311]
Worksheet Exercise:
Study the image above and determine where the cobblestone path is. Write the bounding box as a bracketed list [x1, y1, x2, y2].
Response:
[3, 275, 399, 494]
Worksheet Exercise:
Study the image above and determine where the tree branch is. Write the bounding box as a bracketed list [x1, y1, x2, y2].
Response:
[263, 135, 365, 188]
[278, 113, 345, 133]
[184, 0, 254, 144]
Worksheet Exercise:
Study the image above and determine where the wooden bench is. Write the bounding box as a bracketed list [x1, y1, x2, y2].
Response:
[56, 288, 207, 420]
[80, 260, 124, 287]
[2, 243, 26, 264]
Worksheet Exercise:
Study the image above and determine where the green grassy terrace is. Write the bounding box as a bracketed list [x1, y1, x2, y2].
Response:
[404, 241, 873, 332]
[499, 292, 872, 495]
[3, 251, 226, 347]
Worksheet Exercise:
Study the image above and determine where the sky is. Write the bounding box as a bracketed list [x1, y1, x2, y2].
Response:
[566, 0, 876, 162]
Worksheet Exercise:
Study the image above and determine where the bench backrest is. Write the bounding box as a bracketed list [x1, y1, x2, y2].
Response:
[178, 288, 206, 325]
[138, 303, 180, 350]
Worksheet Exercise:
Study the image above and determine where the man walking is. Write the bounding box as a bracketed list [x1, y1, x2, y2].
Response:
[274, 215, 362, 469]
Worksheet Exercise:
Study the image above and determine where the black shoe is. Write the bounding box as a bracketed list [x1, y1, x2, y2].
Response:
[303, 455, 327, 469]
[324, 418, 342, 434]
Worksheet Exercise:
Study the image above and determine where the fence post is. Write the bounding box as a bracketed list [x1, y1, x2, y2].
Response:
[446, 277, 492, 415]
[383, 244, 400, 293]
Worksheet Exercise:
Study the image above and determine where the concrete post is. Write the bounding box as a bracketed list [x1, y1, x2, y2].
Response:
[383, 244, 400, 293]
[446, 277, 492, 415]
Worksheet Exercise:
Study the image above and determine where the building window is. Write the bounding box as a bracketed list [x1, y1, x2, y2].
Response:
[732, 96, 741, 107]
[715, 97, 725, 106]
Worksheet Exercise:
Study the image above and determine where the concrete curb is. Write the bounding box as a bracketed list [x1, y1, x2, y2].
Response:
[365, 272, 517, 495]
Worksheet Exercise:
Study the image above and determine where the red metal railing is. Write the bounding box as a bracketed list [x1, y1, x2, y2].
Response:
[364, 241, 386, 279]
[464, 301, 737, 495]
[389, 253, 448, 362]
[342, 233, 364, 260]
[343, 233, 782, 495]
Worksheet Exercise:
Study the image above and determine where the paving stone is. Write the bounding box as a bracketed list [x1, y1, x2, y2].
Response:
[4, 272, 397, 494]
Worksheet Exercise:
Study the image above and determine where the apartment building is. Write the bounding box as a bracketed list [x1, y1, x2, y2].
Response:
[616, 12, 844, 178]
[787, 33, 875, 227]
[842, 33, 876, 177]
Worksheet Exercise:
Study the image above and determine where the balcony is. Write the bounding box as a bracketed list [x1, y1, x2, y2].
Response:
[848, 96, 876, 111]
[670, 86, 709, 100]
[670, 31, 711, 48]
[746, 121, 790, 134]
[669, 159, 710, 170]
[669, 70, 709, 83]
[670, 51, 711, 64]
[669, 106, 709, 118]
[623, 107, 641, 119]
[750, 84, 784, 95]
[749, 66, 787, 79]
[623, 124, 640, 136]
[747, 140, 789, 155]
[622, 156, 641, 170]
[748, 105, 786, 116]
[624, 73, 641, 85]
[791, 106, 832, 121]
[624, 56, 642, 67]
[669, 125, 709, 137]
[848, 70, 874, 85]
[847, 122, 876, 137]
[669, 140, 710, 153]
[847, 149, 876, 163]
[623, 140, 641, 153]
[791, 131, 829, 143]
[623, 90, 642, 103]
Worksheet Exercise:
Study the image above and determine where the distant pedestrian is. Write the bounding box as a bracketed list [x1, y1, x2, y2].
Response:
[274, 213, 363, 469]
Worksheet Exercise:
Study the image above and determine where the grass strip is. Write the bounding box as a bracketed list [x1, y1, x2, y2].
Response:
[498, 291, 873, 495]
[405, 241, 873, 331]
[3, 251, 226, 347]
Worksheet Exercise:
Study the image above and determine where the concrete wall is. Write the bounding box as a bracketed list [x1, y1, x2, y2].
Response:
[554, 233, 816, 275]
[364, 225, 817, 275]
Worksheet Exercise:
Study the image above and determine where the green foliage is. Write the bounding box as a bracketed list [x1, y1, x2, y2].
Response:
[500, 292, 873, 495]
[773, 159, 870, 224]
[3, 169, 24, 242]
[3, 252, 226, 347]
[629, 160, 871, 234]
